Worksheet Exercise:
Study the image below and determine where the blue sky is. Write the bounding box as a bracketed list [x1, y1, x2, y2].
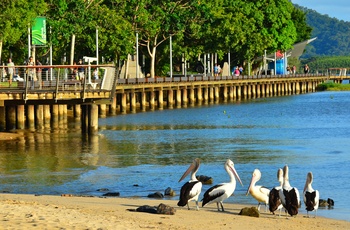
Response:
[291, 0, 350, 22]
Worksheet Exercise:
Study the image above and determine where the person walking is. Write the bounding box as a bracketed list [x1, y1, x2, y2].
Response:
[7, 58, 15, 87]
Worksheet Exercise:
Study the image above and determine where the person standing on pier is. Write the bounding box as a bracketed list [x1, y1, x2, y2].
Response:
[78, 59, 85, 81]
[7, 58, 15, 87]
[304, 64, 309, 74]
[27, 56, 35, 88]
[36, 59, 42, 88]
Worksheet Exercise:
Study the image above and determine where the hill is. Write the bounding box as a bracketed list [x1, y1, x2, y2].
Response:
[295, 5, 350, 58]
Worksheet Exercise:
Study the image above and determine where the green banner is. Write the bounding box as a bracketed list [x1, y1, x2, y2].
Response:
[32, 17, 47, 46]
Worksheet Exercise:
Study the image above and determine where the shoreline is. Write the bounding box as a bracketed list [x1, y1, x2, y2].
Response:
[0, 193, 349, 229]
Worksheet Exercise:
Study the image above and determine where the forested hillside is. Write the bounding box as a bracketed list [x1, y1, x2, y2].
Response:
[296, 5, 350, 58]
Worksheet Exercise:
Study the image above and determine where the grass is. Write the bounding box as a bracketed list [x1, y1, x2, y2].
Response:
[316, 81, 350, 91]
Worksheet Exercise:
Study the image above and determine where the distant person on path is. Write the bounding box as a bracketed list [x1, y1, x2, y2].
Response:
[239, 66, 243, 75]
[7, 58, 15, 87]
[78, 59, 85, 81]
[292, 65, 296, 74]
[214, 63, 219, 77]
[304, 64, 309, 74]
[36, 59, 42, 88]
[217, 64, 222, 76]
[234, 66, 240, 76]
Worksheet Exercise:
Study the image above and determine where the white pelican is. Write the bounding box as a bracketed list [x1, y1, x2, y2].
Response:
[279, 165, 300, 217]
[177, 158, 202, 210]
[268, 168, 284, 215]
[201, 159, 243, 212]
[303, 172, 320, 218]
[246, 169, 270, 212]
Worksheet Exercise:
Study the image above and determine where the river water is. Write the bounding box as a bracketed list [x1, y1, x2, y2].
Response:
[0, 91, 349, 221]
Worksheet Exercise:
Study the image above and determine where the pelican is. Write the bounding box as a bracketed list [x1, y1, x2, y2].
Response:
[202, 159, 243, 212]
[246, 169, 270, 212]
[303, 172, 320, 218]
[178, 158, 202, 210]
[279, 165, 300, 217]
[268, 168, 284, 215]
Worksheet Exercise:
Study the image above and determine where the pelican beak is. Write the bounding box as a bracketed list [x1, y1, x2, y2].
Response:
[178, 162, 195, 182]
[246, 175, 256, 196]
[229, 166, 243, 186]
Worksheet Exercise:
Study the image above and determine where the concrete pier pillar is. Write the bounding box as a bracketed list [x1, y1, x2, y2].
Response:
[7, 106, 16, 130]
[109, 96, 117, 115]
[35, 105, 44, 130]
[203, 87, 209, 104]
[251, 84, 256, 98]
[209, 87, 214, 103]
[141, 92, 147, 111]
[229, 86, 234, 101]
[74, 104, 81, 119]
[182, 88, 188, 107]
[233, 86, 237, 100]
[190, 88, 195, 106]
[237, 85, 241, 100]
[89, 104, 99, 134]
[99, 104, 107, 117]
[274, 84, 277, 96]
[214, 87, 220, 103]
[247, 85, 252, 99]
[51, 104, 59, 130]
[150, 91, 155, 110]
[223, 86, 228, 102]
[296, 82, 300, 94]
[15, 105, 25, 130]
[158, 90, 164, 110]
[265, 83, 270, 97]
[243, 85, 247, 99]
[27, 105, 35, 130]
[0, 105, 5, 131]
[256, 84, 260, 98]
[130, 91, 136, 113]
[168, 89, 174, 109]
[197, 87, 202, 105]
[176, 89, 182, 108]
[43, 105, 50, 128]
[261, 84, 265, 97]
[121, 93, 127, 114]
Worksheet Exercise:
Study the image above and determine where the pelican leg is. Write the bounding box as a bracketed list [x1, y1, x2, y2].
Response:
[195, 201, 199, 211]
[257, 203, 261, 211]
[187, 203, 190, 210]
[216, 202, 220, 211]
[220, 202, 225, 212]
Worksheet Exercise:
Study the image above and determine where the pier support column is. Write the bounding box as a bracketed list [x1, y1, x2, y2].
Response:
[130, 91, 136, 113]
[121, 93, 127, 114]
[176, 89, 182, 108]
[265, 83, 270, 97]
[74, 104, 81, 119]
[190, 88, 195, 106]
[6, 105, 16, 131]
[150, 91, 155, 111]
[247, 85, 252, 99]
[89, 104, 99, 134]
[17, 105, 25, 129]
[296, 82, 300, 94]
[99, 104, 107, 117]
[256, 85, 260, 98]
[43, 105, 50, 128]
[35, 105, 44, 130]
[261, 84, 265, 97]
[168, 89, 174, 109]
[237, 85, 241, 100]
[209, 87, 214, 103]
[274, 84, 277, 96]
[182, 88, 188, 107]
[109, 97, 117, 115]
[197, 87, 203, 105]
[203, 87, 209, 104]
[141, 92, 147, 112]
[0, 104, 5, 131]
[223, 86, 228, 102]
[158, 90, 164, 110]
[27, 105, 35, 130]
[251, 85, 256, 98]
[243, 85, 247, 99]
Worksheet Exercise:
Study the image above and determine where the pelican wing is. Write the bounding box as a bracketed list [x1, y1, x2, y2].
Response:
[178, 181, 201, 207]
[269, 188, 281, 214]
[201, 184, 225, 207]
[259, 186, 271, 196]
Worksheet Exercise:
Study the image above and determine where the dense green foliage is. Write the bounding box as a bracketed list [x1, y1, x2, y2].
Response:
[316, 81, 350, 91]
[295, 5, 350, 58]
[1, 0, 310, 77]
[302, 56, 350, 73]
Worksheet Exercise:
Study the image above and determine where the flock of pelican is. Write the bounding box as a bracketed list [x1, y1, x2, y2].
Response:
[178, 158, 319, 218]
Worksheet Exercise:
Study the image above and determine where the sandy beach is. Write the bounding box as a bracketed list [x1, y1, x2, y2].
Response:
[0, 193, 349, 230]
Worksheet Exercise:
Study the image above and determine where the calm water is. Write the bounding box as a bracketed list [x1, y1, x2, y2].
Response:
[0, 91, 350, 221]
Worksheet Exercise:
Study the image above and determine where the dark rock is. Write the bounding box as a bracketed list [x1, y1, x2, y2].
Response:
[157, 203, 176, 215]
[136, 205, 157, 214]
[164, 187, 176, 196]
[196, 175, 213, 184]
[327, 198, 335, 207]
[102, 192, 120, 197]
[97, 188, 109, 192]
[238, 207, 260, 217]
[133, 184, 139, 187]
[147, 192, 164, 198]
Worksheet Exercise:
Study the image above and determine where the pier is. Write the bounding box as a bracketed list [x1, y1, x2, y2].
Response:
[0, 65, 347, 133]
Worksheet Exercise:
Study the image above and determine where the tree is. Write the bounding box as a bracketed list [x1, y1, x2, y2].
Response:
[0, 0, 47, 63]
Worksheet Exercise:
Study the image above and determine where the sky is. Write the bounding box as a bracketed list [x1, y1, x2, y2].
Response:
[291, 0, 350, 22]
